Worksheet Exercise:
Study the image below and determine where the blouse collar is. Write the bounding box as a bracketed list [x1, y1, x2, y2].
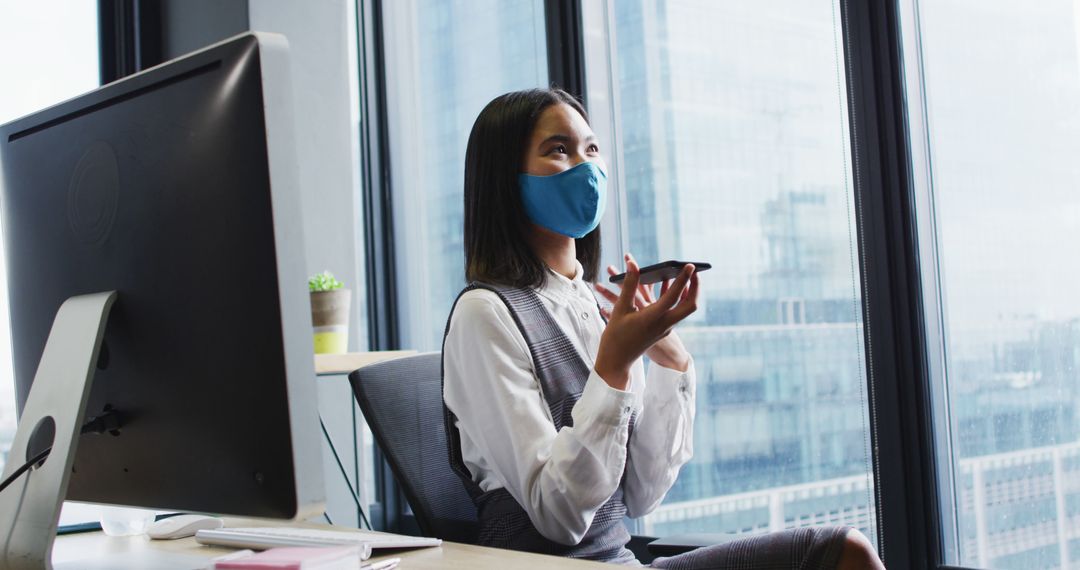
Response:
[537, 260, 586, 302]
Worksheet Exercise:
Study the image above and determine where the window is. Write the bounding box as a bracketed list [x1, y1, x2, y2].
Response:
[583, 0, 877, 541]
[360, 0, 1080, 563]
[0, 1, 100, 473]
[381, 0, 548, 351]
[904, 0, 1080, 567]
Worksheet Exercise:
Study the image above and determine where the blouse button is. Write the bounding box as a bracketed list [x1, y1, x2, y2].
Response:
[581, 311, 589, 320]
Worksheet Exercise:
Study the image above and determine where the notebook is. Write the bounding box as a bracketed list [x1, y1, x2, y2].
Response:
[212, 546, 363, 570]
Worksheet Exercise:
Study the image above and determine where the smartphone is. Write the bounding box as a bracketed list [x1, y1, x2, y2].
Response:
[608, 260, 711, 285]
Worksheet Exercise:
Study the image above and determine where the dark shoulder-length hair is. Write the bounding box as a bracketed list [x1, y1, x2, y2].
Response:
[463, 88, 601, 288]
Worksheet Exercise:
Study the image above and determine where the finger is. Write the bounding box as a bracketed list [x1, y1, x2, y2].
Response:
[687, 270, 700, 306]
[664, 270, 700, 326]
[660, 306, 691, 331]
[625, 253, 653, 304]
[653, 264, 693, 311]
[613, 260, 640, 315]
[660, 278, 670, 299]
[604, 265, 623, 292]
[676, 269, 699, 308]
[633, 288, 649, 310]
[638, 282, 651, 303]
[632, 253, 651, 303]
[623, 255, 650, 308]
[642, 282, 656, 304]
[600, 306, 612, 320]
[593, 282, 620, 304]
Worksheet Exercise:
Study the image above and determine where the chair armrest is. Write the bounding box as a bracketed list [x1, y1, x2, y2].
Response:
[627, 535, 659, 564]
[646, 532, 741, 558]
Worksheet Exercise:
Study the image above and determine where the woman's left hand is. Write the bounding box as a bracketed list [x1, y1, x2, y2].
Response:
[594, 253, 693, 373]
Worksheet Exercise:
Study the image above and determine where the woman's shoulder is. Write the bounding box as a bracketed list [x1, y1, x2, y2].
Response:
[451, 281, 539, 317]
[445, 286, 531, 364]
[448, 286, 513, 329]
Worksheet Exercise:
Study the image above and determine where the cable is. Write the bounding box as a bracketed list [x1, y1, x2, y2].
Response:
[0, 447, 51, 494]
[0, 411, 122, 496]
[319, 418, 374, 530]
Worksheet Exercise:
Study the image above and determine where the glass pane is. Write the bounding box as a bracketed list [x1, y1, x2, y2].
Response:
[0, 1, 100, 473]
[912, 0, 1080, 567]
[382, 0, 548, 351]
[587, 0, 877, 542]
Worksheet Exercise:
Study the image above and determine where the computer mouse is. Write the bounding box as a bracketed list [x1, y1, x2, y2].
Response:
[147, 514, 225, 540]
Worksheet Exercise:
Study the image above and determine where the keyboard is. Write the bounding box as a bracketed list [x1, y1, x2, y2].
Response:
[195, 526, 442, 553]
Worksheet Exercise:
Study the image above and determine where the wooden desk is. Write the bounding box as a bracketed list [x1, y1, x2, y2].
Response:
[51, 523, 610, 569]
[314, 351, 417, 375]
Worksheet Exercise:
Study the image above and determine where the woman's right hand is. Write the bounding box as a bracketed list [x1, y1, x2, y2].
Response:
[593, 259, 699, 390]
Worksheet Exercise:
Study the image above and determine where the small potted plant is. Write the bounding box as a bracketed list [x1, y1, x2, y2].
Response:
[309, 271, 351, 354]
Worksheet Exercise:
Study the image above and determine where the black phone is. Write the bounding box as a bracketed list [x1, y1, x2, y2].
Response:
[608, 260, 711, 285]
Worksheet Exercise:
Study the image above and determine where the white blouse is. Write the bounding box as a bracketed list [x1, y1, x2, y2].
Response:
[442, 262, 696, 546]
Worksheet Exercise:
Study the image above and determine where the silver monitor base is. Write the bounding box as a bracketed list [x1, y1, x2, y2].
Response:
[0, 292, 116, 570]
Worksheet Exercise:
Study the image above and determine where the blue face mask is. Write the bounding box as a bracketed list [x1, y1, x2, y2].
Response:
[519, 161, 607, 239]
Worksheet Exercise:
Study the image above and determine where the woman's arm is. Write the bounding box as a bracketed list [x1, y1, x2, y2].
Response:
[443, 291, 635, 545]
[623, 359, 696, 518]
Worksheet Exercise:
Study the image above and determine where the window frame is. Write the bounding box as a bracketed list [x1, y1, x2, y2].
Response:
[837, 1, 945, 568]
[353, 0, 403, 532]
[98, 0, 163, 84]
[895, 0, 963, 564]
[543, 0, 588, 103]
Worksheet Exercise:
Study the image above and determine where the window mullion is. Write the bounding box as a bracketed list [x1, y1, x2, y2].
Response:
[839, 0, 941, 567]
[544, 0, 587, 104]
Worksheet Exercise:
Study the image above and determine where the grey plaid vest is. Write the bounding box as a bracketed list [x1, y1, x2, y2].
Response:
[442, 283, 635, 562]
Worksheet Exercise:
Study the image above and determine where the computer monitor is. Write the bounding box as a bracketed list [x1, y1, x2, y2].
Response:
[0, 30, 323, 541]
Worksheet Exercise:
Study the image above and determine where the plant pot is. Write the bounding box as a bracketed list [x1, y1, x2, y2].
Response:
[310, 289, 351, 354]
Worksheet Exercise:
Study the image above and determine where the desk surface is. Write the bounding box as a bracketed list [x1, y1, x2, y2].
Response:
[51, 521, 610, 569]
[314, 351, 418, 376]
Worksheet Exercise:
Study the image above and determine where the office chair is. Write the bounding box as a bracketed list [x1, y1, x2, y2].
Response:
[348, 352, 479, 544]
[349, 351, 727, 559]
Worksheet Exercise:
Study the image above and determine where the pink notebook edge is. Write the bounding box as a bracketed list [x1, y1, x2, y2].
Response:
[213, 545, 364, 569]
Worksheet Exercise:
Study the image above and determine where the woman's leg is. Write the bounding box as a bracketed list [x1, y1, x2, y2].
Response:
[649, 526, 882, 570]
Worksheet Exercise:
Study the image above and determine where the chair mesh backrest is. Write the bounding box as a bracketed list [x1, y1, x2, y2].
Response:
[348, 352, 478, 543]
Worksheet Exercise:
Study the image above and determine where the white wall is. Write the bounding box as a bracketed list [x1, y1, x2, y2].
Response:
[247, 0, 366, 352]
[160, 0, 366, 351]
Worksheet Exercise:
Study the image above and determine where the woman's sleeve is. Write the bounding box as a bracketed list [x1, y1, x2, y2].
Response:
[443, 292, 637, 545]
[622, 357, 696, 518]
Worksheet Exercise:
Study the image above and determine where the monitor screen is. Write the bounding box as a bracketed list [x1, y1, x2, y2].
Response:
[0, 33, 322, 519]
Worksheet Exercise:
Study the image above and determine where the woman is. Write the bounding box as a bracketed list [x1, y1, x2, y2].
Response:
[442, 88, 884, 569]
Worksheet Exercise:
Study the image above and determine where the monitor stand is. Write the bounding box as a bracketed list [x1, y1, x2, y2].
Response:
[0, 291, 116, 570]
